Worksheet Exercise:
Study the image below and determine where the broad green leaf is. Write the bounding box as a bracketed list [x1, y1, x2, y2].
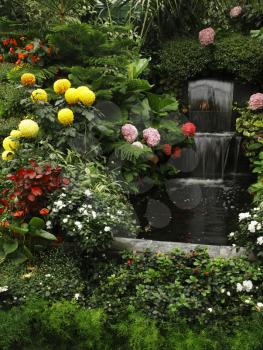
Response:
[127, 59, 149, 79]
[147, 93, 178, 114]
[3, 239, 18, 256]
[28, 217, 46, 231]
[33, 229, 57, 241]
[9, 224, 29, 235]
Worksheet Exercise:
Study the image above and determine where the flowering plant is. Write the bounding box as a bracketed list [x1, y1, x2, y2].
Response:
[0, 36, 55, 66]
[229, 206, 263, 257]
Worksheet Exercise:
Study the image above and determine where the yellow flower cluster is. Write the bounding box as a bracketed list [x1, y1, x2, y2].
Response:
[21, 73, 36, 86]
[2, 119, 39, 161]
[53, 79, 96, 126]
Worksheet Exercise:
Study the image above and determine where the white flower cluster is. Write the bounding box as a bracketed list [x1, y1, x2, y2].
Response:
[0, 286, 8, 293]
[239, 212, 251, 221]
[236, 280, 253, 292]
[248, 220, 262, 233]
[257, 236, 263, 245]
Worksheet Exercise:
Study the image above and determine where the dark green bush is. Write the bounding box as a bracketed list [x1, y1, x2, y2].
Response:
[158, 33, 263, 86]
[89, 249, 263, 326]
[214, 33, 263, 83]
[1, 297, 263, 350]
[0, 248, 85, 308]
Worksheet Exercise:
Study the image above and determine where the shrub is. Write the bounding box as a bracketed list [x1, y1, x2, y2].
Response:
[0, 248, 85, 308]
[158, 33, 263, 86]
[89, 249, 263, 326]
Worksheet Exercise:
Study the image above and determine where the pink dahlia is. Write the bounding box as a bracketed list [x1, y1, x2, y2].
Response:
[143, 128, 161, 147]
[248, 93, 263, 111]
[199, 27, 215, 46]
[230, 6, 242, 18]
[121, 124, 138, 143]
[182, 122, 196, 137]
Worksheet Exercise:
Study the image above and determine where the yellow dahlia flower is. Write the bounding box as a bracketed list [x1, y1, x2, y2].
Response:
[31, 89, 48, 103]
[65, 88, 79, 104]
[3, 137, 19, 151]
[78, 87, 96, 106]
[2, 150, 14, 161]
[21, 73, 36, 86]
[10, 130, 22, 138]
[58, 108, 74, 125]
[54, 79, 71, 94]
[18, 119, 39, 138]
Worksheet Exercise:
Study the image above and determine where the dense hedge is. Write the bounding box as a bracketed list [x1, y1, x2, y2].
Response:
[1, 298, 263, 350]
[158, 33, 263, 87]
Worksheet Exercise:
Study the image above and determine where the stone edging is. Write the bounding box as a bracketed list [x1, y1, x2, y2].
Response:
[112, 237, 247, 258]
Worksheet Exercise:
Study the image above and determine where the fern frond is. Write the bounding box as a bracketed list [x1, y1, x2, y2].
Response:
[114, 142, 152, 161]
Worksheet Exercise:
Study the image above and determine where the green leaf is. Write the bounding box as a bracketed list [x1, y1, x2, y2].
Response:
[33, 229, 57, 241]
[28, 217, 46, 231]
[127, 59, 149, 79]
[3, 239, 18, 256]
[126, 79, 152, 92]
[9, 224, 29, 235]
[147, 93, 178, 114]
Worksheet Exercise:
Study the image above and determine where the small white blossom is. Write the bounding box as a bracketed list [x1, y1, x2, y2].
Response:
[84, 189, 92, 197]
[0, 286, 8, 293]
[229, 232, 235, 237]
[221, 289, 225, 293]
[257, 302, 263, 309]
[257, 223, 262, 230]
[63, 218, 69, 224]
[239, 212, 251, 221]
[88, 205, 92, 209]
[104, 226, 111, 232]
[92, 211, 97, 219]
[243, 280, 253, 292]
[75, 221, 83, 230]
[227, 291, 231, 296]
[236, 283, 243, 292]
[74, 293, 80, 300]
[248, 221, 258, 233]
[117, 210, 123, 215]
[45, 274, 51, 278]
[257, 236, 263, 245]
[46, 220, 52, 229]
[207, 308, 213, 313]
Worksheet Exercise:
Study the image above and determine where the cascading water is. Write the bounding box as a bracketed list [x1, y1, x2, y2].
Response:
[134, 79, 252, 245]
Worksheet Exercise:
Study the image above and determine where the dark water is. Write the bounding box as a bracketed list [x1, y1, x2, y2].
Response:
[133, 79, 252, 245]
[133, 175, 252, 245]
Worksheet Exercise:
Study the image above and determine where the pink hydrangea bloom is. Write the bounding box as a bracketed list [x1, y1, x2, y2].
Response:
[230, 6, 242, 18]
[248, 93, 263, 111]
[143, 128, 161, 147]
[121, 124, 138, 143]
[199, 27, 215, 46]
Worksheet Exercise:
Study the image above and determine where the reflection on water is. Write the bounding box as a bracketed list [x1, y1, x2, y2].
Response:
[133, 175, 252, 245]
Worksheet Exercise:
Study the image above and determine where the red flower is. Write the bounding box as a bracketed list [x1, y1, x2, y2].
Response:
[9, 38, 17, 46]
[25, 43, 34, 51]
[31, 187, 43, 196]
[15, 59, 21, 65]
[13, 210, 24, 217]
[1, 199, 8, 207]
[0, 55, 3, 62]
[163, 144, 172, 156]
[31, 55, 40, 63]
[173, 147, 182, 159]
[9, 47, 15, 54]
[204, 271, 209, 277]
[182, 122, 196, 137]
[0, 208, 4, 215]
[39, 208, 49, 215]
[127, 259, 133, 266]
[2, 39, 10, 46]
[62, 178, 70, 185]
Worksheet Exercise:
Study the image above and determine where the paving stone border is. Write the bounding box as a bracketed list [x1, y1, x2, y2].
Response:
[112, 237, 247, 258]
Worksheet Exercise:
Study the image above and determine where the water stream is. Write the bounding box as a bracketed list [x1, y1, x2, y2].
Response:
[134, 79, 252, 245]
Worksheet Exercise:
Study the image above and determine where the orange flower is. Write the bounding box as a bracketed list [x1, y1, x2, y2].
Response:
[39, 208, 49, 215]
[25, 43, 34, 51]
[31, 55, 40, 63]
[18, 53, 28, 59]
[2, 38, 10, 46]
[0, 55, 3, 62]
[15, 59, 21, 65]
[9, 38, 17, 46]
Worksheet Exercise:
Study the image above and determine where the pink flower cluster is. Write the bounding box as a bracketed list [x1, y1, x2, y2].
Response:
[199, 27, 215, 46]
[230, 6, 242, 18]
[121, 124, 138, 143]
[248, 93, 263, 111]
[143, 128, 161, 147]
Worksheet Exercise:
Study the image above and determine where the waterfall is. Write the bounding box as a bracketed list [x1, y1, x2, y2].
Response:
[187, 79, 238, 179]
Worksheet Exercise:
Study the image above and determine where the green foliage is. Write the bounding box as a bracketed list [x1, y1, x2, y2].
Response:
[0, 248, 85, 308]
[0, 82, 25, 118]
[89, 249, 263, 326]
[158, 33, 263, 88]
